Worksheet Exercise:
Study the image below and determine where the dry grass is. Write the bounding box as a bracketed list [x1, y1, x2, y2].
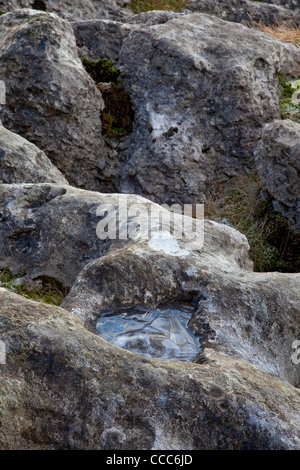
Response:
[256, 23, 300, 47]
[204, 174, 295, 272]
[129, 0, 188, 13]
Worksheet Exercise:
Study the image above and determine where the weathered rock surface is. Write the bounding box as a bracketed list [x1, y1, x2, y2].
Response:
[72, 11, 186, 65]
[72, 18, 135, 64]
[118, 13, 300, 204]
[2, 10, 299, 205]
[2, 181, 291, 389]
[0, 183, 299, 447]
[0, 181, 254, 283]
[0, 183, 160, 286]
[62, 221, 300, 387]
[0, 0, 133, 22]
[254, 119, 300, 234]
[0, 287, 299, 450]
[0, 4, 299, 451]
[186, 0, 300, 26]
[0, 9, 117, 192]
[260, 0, 299, 12]
[129, 10, 186, 26]
[0, 122, 68, 184]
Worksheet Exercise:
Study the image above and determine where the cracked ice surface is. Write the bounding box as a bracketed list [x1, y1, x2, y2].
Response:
[96, 304, 200, 362]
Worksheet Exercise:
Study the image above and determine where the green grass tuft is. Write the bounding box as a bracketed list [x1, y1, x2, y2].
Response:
[205, 174, 299, 273]
[81, 57, 120, 84]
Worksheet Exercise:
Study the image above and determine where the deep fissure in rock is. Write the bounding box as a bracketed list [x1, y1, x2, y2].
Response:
[32, 0, 47, 11]
[81, 57, 134, 138]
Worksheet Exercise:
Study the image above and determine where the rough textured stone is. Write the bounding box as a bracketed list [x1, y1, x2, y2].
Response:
[128, 10, 186, 26]
[62, 225, 300, 387]
[0, 0, 133, 22]
[72, 12, 186, 65]
[0, 9, 117, 192]
[0, 122, 68, 184]
[72, 18, 135, 63]
[0, 181, 254, 284]
[186, 0, 300, 26]
[118, 13, 300, 204]
[0, 4, 299, 451]
[261, 0, 299, 12]
[254, 119, 300, 234]
[0, 287, 299, 449]
[0, 183, 162, 286]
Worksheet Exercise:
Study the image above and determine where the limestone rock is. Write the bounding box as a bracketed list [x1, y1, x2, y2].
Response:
[254, 119, 300, 234]
[128, 10, 186, 26]
[260, 0, 299, 12]
[0, 122, 68, 184]
[72, 18, 135, 64]
[0, 2, 299, 452]
[0, 181, 253, 283]
[186, 0, 300, 26]
[72, 12, 185, 65]
[0, 0, 133, 22]
[0, 9, 117, 192]
[0, 183, 162, 286]
[118, 13, 300, 204]
[62, 226, 300, 387]
[0, 287, 299, 449]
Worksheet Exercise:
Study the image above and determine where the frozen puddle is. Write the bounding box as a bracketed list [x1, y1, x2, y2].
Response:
[96, 304, 200, 362]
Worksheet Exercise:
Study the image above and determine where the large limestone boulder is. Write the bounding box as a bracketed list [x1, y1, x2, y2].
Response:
[255, 119, 300, 235]
[0, 181, 252, 284]
[0, 287, 299, 449]
[0, 182, 299, 448]
[2, 180, 296, 386]
[0, 9, 117, 192]
[1, 181, 298, 383]
[0, 122, 68, 184]
[62, 224, 300, 387]
[186, 0, 300, 26]
[118, 13, 300, 205]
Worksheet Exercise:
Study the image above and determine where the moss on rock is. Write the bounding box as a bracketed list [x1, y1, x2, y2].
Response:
[81, 57, 121, 83]
[0, 269, 69, 306]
